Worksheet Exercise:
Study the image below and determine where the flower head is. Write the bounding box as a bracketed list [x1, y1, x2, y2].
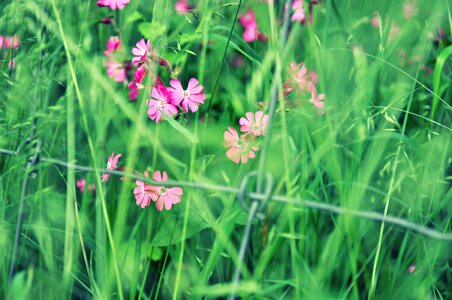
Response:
[149, 171, 183, 211]
[224, 127, 258, 164]
[103, 36, 121, 56]
[284, 62, 318, 96]
[168, 78, 206, 113]
[147, 82, 178, 122]
[291, 0, 306, 23]
[239, 111, 269, 136]
[128, 81, 141, 102]
[102, 152, 122, 182]
[134, 65, 147, 84]
[106, 59, 126, 82]
[76, 178, 86, 192]
[175, 0, 191, 14]
[132, 39, 151, 65]
[97, 0, 130, 10]
[1, 35, 19, 49]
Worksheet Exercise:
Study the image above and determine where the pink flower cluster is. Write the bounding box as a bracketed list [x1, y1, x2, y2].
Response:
[239, 8, 267, 43]
[103, 36, 127, 82]
[224, 111, 268, 164]
[97, 0, 130, 10]
[100, 151, 182, 211]
[127, 38, 206, 121]
[283, 62, 325, 114]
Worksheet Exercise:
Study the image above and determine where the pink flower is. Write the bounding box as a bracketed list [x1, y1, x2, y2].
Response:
[224, 127, 258, 164]
[308, 83, 325, 113]
[388, 22, 400, 41]
[106, 59, 126, 82]
[147, 83, 178, 122]
[175, 0, 191, 14]
[133, 171, 155, 208]
[284, 62, 317, 96]
[97, 0, 130, 10]
[103, 36, 121, 56]
[239, 8, 267, 43]
[102, 152, 122, 182]
[128, 81, 141, 101]
[168, 78, 206, 113]
[132, 39, 151, 65]
[371, 12, 380, 28]
[403, 1, 418, 20]
[408, 265, 416, 273]
[76, 178, 86, 192]
[149, 171, 183, 211]
[291, 0, 306, 23]
[239, 111, 269, 136]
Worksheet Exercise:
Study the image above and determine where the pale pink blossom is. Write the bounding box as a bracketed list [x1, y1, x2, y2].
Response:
[291, 0, 306, 23]
[97, 0, 130, 10]
[308, 83, 325, 113]
[284, 62, 317, 96]
[168, 78, 206, 113]
[388, 22, 400, 41]
[403, 1, 418, 20]
[147, 83, 178, 122]
[175, 0, 191, 14]
[103, 36, 121, 56]
[149, 171, 183, 211]
[132, 39, 151, 65]
[239, 111, 269, 136]
[106, 59, 126, 82]
[408, 265, 416, 273]
[102, 152, 122, 182]
[224, 127, 258, 164]
[76, 178, 86, 192]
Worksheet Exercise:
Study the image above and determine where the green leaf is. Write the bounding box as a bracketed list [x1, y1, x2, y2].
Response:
[151, 210, 210, 247]
[163, 111, 198, 144]
[126, 11, 144, 24]
[138, 21, 167, 39]
[431, 45, 452, 120]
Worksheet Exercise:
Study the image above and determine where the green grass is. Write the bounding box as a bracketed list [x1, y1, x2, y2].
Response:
[1, 0, 451, 299]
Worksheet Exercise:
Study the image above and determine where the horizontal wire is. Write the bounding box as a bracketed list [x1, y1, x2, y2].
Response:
[1, 149, 451, 241]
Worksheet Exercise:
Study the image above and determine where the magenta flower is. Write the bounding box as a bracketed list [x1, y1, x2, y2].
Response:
[76, 178, 86, 192]
[106, 59, 126, 82]
[149, 171, 183, 211]
[239, 111, 269, 136]
[408, 265, 416, 273]
[291, 0, 306, 23]
[147, 83, 178, 122]
[224, 127, 258, 164]
[103, 36, 121, 56]
[239, 8, 267, 43]
[168, 78, 206, 113]
[134, 65, 147, 84]
[128, 81, 141, 102]
[102, 152, 122, 182]
[371, 12, 380, 28]
[308, 83, 325, 113]
[97, 0, 130, 10]
[132, 39, 151, 65]
[175, 0, 191, 14]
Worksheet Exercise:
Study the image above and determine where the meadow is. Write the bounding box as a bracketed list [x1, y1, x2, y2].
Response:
[1, 0, 451, 299]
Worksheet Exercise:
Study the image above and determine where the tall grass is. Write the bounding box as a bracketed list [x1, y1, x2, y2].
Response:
[1, 0, 451, 299]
